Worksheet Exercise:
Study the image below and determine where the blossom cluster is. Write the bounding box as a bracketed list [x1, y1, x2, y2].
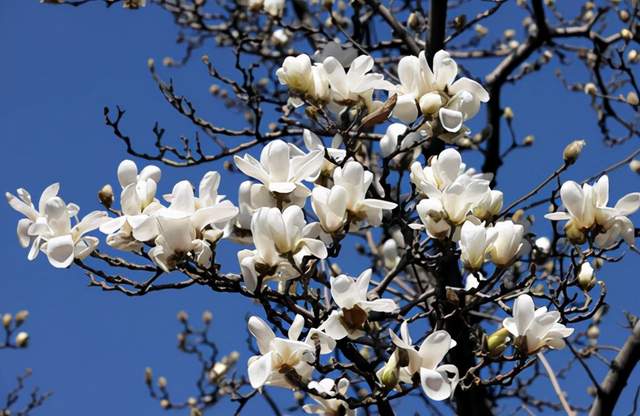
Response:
[6, 49, 638, 413]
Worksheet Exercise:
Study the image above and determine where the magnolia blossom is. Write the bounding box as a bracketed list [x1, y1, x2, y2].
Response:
[234, 139, 324, 195]
[387, 322, 459, 401]
[304, 378, 354, 416]
[381, 238, 401, 269]
[486, 220, 524, 267]
[311, 185, 348, 237]
[247, 314, 334, 389]
[7, 187, 107, 268]
[147, 179, 239, 271]
[99, 160, 162, 250]
[545, 175, 639, 247]
[332, 161, 397, 226]
[472, 190, 503, 220]
[459, 221, 496, 270]
[320, 270, 398, 340]
[322, 54, 393, 111]
[393, 50, 489, 132]
[238, 206, 327, 291]
[276, 54, 329, 106]
[503, 294, 574, 353]
[303, 129, 346, 174]
[263, 0, 284, 16]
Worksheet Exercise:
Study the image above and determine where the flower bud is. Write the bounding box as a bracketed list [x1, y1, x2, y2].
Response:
[577, 262, 596, 291]
[15, 332, 29, 348]
[626, 91, 639, 106]
[502, 106, 514, 120]
[475, 24, 488, 36]
[486, 327, 510, 357]
[98, 184, 114, 208]
[177, 310, 188, 323]
[563, 140, 586, 165]
[144, 367, 153, 384]
[587, 325, 600, 339]
[503, 29, 516, 39]
[628, 49, 639, 63]
[630, 159, 640, 174]
[419, 92, 443, 115]
[2, 314, 12, 329]
[583, 82, 597, 95]
[620, 28, 633, 41]
[523, 135, 535, 146]
[158, 376, 168, 388]
[379, 352, 400, 390]
[14, 310, 28, 327]
[619, 9, 630, 22]
[202, 310, 213, 324]
[160, 399, 170, 409]
[407, 12, 422, 30]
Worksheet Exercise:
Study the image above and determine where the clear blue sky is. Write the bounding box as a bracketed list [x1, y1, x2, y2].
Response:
[0, 1, 638, 415]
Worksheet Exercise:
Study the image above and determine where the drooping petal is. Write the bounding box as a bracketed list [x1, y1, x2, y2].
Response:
[248, 352, 273, 389]
[449, 77, 489, 102]
[319, 311, 349, 340]
[614, 193, 640, 216]
[392, 94, 419, 122]
[234, 154, 270, 184]
[420, 368, 452, 401]
[438, 108, 464, 132]
[418, 330, 454, 370]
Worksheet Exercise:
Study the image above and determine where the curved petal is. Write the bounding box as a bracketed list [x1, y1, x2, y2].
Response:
[288, 314, 305, 341]
[439, 108, 464, 132]
[418, 330, 454, 370]
[234, 154, 269, 184]
[248, 316, 276, 354]
[449, 77, 489, 102]
[614, 192, 640, 216]
[301, 238, 328, 259]
[248, 352, 273, 389]
[433, 50, 458, 89]
[38, 183, 60, 213]
[318, 311, 349, 340]
[512, 294, 535, 336]
[392, 94, 419, 123]
[420, 368, 452, 401]
[117, 160, 138, 188]
[45, 234, 75, 268]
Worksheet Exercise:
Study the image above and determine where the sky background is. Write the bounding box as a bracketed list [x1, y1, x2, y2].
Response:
[0, 1, 638, 415]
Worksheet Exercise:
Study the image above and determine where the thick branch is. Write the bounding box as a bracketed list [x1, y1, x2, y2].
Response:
[590, 320, 640, 416]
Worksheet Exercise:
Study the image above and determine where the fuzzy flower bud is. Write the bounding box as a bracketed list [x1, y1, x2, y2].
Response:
[15, 332, 29, 348]
[577, 262, 596, 291]
[563, 140, 586, 165]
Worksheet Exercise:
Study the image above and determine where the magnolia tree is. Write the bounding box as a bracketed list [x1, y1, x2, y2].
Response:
[6, 0, 640, 415]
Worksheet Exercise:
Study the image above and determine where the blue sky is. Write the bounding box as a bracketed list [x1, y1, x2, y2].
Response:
[0, 1, 638, 415]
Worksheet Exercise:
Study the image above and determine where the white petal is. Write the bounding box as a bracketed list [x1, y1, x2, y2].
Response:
[420, 368, 452, 401]
[117, 160, 138, 188]
[248, 316, 276, 354]
[45, 234, 75, 268]
[288, 314, 305, 341]
[615, 193, 640, 216]
[392, 94, 419, 123]
[439, 108, 464, 132]
[319, 311, 349, 340]
[248, 352, 273, 389]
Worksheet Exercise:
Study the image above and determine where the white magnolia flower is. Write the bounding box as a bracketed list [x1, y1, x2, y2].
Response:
[503, 294, 574, 353]
[6, 183, 61, 253]
[99, 160, 162, 250]
[7, 184, 107, 268]
[276, 55, 329, 106]
[320, 270, 398, 340]
[148, 216, 212, 272]
[239, 206, 327, 291]
[380, 123, 422, 160]
[486, 220, 524, 267]
[388, 322, 459, 401]
[545, 175, 639, 247]
[332, 161, 397, 226]
[472, 190, 503, 220]
[415, 198, 451, 239]
[322, 55, 393, 111]
[410, 148, 491, 195]
[459, 221, 496, 271]
[303, 129, 346, 173]
[421, 174, 490, 226]
[271, 29, 289, 46]
[234, 139, 324, 195]
[393, 50, 489, 131]
[304, 378, 355, 415]
[247, 314, 334, 389]
[311, 185, 348, 236]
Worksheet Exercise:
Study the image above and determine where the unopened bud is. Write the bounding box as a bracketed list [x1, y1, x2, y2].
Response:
[486, 327, 510, 357]
[158, 376, 168, 388]
[407, 12, 422, 30]
[587, 325, 600, 339]
[160, 399, 170, 409]
[504, 29, 516, 39]
[583, 82, 597, 95]
[162, 57, 174, 67]
[621, 28, 633, 41]
[2, 314, 12, 328]
[209, 84, 220, 95]
[202, 310, 213, 324]
[379, 352, 400, 390]
[630, 159, 640, 174]
[144, 367, 153, 384]
[98, 184, 114, 208]
[618, 9, 630, 22]
[626, 91, 639, 106]
[14, 310, 28, 327]
[563, 140, 586, 165]
[577, 262, 596, 291]
[177, 310, 188, 323]
[628, 49, 639, 63]
[190, 409, 203, 416]
[523, 135, 535, 146]
[475, 24, 488, 36]
[147, 58, 155, 69]
[15, 332, 29, 348]
[503, 106, 514, 119]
